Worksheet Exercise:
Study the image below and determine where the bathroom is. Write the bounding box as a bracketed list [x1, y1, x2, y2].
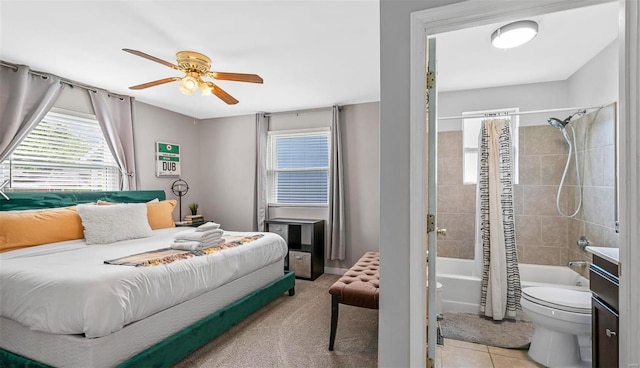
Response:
[429, 2, 619, 367]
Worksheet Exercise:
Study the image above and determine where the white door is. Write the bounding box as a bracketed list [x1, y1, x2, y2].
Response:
[426, 36, 439, 367]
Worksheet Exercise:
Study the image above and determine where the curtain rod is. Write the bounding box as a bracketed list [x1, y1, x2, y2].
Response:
[437, 105, 606, 121]
[265, 105, 342, 117]
[1, 61, 129, 99]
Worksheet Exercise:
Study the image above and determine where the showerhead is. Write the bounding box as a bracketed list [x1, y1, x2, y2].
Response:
[547, 110, 586, 130]
[547, 116, 572, 142]
[547, 116, 570, 130]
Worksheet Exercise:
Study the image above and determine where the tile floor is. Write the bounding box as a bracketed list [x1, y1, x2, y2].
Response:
[432, 338, 545, 368]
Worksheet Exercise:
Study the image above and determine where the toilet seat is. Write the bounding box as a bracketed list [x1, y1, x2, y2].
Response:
[522, 287, 591, 314]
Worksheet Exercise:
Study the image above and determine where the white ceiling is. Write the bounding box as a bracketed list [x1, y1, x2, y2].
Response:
[0, 1, 619, 120]
[435, 2, 619, 92]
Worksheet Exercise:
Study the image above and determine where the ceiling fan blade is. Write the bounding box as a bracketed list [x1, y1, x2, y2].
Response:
[128, 77, 181, 90]
[207, 71, 263, 84]
[123, 49, 180, 70]
[211, 84, 239, 105]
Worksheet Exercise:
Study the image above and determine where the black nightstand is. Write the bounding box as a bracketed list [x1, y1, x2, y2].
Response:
[265, 218, 324, 280]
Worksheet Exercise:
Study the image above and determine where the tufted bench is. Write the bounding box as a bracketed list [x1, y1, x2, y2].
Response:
[328, 251, 379, 351]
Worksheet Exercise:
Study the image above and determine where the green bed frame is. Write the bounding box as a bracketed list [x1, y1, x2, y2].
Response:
[0, 190, 295, 367]
[0, 190, 166, 212]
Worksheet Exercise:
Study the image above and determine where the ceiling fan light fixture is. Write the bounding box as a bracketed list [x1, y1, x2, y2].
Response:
[124, 49, 263, 105]
[491, 20, 538, 49]
[200, 82, 213, 96]
[186, 75, 199, 89]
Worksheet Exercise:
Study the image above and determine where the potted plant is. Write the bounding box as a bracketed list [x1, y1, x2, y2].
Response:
[188, 202, 198, 215]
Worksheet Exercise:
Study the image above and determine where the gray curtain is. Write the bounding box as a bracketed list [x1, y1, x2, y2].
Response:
[254, 113, 269, 231]
[477, 119, 521, 320]
[0, 65, 64, 163]
[328, 105, 346, 260]
[89, 89, 137, 190]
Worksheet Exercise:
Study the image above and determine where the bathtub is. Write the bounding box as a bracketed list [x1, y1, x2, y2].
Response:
[436, 257, 590, 314]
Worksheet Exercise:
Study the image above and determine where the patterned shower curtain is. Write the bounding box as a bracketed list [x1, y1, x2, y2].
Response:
[477, 119, 521, 320]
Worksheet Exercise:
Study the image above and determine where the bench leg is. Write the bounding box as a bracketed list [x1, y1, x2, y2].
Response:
[288, 286, 295, 296]
[329, 294, 341, 351]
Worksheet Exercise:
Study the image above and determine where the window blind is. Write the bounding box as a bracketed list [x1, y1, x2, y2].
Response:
[0, 112, 119, 191]
[267, 131, 330, 204]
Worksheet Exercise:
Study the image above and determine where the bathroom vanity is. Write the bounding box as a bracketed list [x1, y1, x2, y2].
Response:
[586, 246, 619, 368]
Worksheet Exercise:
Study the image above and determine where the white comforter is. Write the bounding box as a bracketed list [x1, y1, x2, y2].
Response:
[0, 228, 287, 338]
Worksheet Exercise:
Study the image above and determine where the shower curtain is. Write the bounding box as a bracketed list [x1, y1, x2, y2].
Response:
[477, 119, 521, 320]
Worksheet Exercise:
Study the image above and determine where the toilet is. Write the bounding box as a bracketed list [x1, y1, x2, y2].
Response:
[521, 287, 592, 368]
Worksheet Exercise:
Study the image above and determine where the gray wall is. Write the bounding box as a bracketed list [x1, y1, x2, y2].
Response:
[198, 102, 380, 270]
[568, 40, 618, 107]
[339, 102, 380, 269]
[439, 81, 569, 130]
[134, 102, 201, 220]
[197, 114, 256, 231]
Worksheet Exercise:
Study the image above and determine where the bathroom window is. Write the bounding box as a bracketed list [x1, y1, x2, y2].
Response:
[462, 108, 519, 184]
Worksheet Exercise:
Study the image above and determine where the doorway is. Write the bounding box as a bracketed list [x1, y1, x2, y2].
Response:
[408, 1, 639, 367]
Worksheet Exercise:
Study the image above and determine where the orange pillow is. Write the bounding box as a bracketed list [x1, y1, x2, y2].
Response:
[0, 206, 84, 253]
[146, 200, 176, 229]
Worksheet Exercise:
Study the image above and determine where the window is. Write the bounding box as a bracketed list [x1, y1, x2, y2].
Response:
[462, 108, 519, 184]
[0, 111, 119, 191]
[267, 129, 330, 205]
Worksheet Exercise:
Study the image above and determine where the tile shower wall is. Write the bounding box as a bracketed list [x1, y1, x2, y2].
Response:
[436, 131, 476, 259]
[516, 125, 574, 266]
[566, 105, 618, 272]
[436, 108, 617, 269]
[437, 128, 575, 264]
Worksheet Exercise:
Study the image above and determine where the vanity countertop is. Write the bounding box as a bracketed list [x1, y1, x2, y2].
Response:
[586, 246, 620, 265]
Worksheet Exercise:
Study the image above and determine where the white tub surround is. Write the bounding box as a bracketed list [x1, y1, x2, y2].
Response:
[436, 257, 589, 314]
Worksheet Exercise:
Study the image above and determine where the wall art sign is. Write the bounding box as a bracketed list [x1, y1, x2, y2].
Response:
[156, 142, 181, 177]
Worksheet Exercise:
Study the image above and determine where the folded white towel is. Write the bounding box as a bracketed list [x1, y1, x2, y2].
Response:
[200, 238, 225, 249]
[170, 241, 203, 251]
[196, 222, 221, 232]
[174, 229, 223, 242]
[170, 238, 225, 251]
[175, 234, 222, 245]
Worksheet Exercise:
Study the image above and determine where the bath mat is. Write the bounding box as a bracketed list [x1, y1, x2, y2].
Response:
[440, 312, 534, 349]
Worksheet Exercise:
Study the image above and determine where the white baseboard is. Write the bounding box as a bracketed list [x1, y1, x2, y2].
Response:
[324, 267, 349, 275]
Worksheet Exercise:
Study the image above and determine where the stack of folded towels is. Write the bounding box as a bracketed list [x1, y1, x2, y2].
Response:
[171, 222, 225, 251]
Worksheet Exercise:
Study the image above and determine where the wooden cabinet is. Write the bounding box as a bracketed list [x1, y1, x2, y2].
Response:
[265, 218, 324, 280]
[590, 255, 619, 368]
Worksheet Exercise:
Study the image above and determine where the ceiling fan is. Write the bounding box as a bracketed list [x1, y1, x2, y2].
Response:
[123, 48, 263, 105]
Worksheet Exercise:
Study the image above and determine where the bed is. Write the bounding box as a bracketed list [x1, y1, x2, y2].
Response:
[0, 190, 295, 368]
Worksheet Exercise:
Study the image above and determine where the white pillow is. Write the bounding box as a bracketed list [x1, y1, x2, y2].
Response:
[77, 203, 153, 244]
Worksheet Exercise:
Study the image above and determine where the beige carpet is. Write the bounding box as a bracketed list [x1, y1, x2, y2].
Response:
[173, 274, 378, 368]
[440, 312, 534, 349]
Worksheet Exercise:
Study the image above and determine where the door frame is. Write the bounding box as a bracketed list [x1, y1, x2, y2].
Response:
[409, 0, 639, 366]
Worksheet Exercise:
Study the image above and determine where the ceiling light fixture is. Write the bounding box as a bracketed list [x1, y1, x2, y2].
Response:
[200, 82, 213, 96]
[491, 20, 538, 49]
[178, 73, 200, 95]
